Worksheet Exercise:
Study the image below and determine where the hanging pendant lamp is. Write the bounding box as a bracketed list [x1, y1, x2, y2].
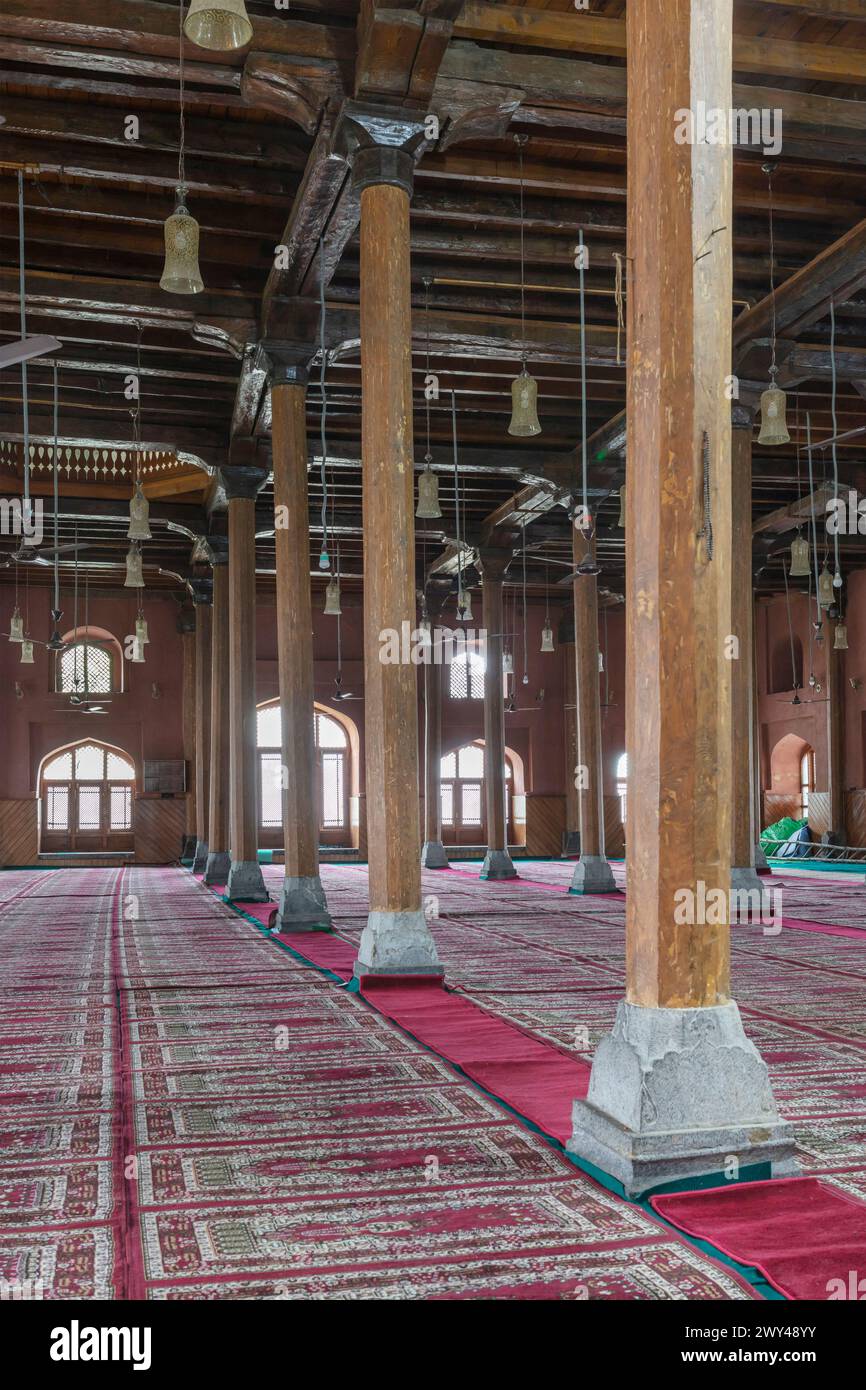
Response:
[540, 621, 554, 654]
[9, 607, 23, 643]
[834, 622, 849, 651]
[758, 381, 790, 447]
[789, 531, 810, 578]
[161, 188, 204, 295]
[416, 459, 442, 519]
[130, 636, 146, 664]
[758, 166, 790, 447]
[817, 562, 834, 611]
[125, 544, 145, 589]
[135, 615, 150, 646]
[184, 0, 252, 52]
[128, 480, 152, 540]
[509, 364, 542, 437]
[458, 589, 473, 623]
[598, 649, 605, 674]
[508, 135, 542, 438]
[20, 639, 34, 665]
[502, 649, 514, 676]
[47, 610, 64, 652]
[324, 577, 342, 617]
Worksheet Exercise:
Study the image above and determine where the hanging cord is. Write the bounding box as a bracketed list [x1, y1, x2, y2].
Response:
[451, 390, 463, 612]
[72, 523, 80, 691]
[423, 277, 433, 471]
[83, 567, 90, 697]
[516, 135, 527, 364]
[829, 298, 842, 587]
[613, 252, 626, 368]
[579, 228, 590, 525]
[52, 361, 60, 614]
[805, 413, 823, 638]
[766, 164, 778, 383]
[132, 322, 143, 485]
[318, 234, 330, 569]
[782, 562, 799, 694]
[521, 542, 528, 683]
[698, 430, 713, 560]
[18, 170, 30, 509]
[24, 565, 29, 641]
[177, 1, 187, 194]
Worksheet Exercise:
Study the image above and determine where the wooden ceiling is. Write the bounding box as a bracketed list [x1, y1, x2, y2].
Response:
[2, 0, 866, 610]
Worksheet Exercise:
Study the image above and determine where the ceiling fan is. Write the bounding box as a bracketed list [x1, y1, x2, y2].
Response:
[332, 670, 362, 703]
[0, 334, 61, 371]
[1, 541, 89, 570]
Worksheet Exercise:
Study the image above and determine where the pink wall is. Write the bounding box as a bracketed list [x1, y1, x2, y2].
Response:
[0, 582, 184, 798]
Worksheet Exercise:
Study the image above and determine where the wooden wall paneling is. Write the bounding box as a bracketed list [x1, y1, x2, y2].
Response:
[0, 799, 39, 866]
[134, 797, 187, 865]
[524, 794, 565, 857]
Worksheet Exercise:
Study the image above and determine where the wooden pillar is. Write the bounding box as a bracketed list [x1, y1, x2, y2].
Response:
[178, 606, 197, 859]
[826, 616, 846, 840]
[421, 591, 449, 869]
[570, 526, 615, 893]
[204, 551, 231, 885]
[223, 465, 269, 902]
[479, 552, 517, 880]
[731, 408, 763, 889]
[344, 109, 441, 976]
[567, 0, 795, 1195]
[270, 364, 332, 930]
[752, 602, 769, 869]
[563, 631, 581, 855]
[190, 582, 212, 874]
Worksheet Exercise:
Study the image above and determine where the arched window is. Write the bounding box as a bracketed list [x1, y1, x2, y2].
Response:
[40, 740, 135, 852]
[449, 650, 485, 700]
[800, 749, 815, 818]
[256, 702, 350, 845]
[58, 642, 115, 695]
[616, 752, 628, 824]
[440, 741, 512, 845]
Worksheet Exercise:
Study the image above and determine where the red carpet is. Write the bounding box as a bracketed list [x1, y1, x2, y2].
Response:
[651, 1176, 866, 1300]
[358, 979, 590, 1144]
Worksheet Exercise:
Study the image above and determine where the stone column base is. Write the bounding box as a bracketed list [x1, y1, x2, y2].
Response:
[191, 840, 209, 874]
[353, 909, 444, 978]
[570, 855, 617, 894]
[480, 848, 517, 880]
[274, 875, 332, 933]
[225, 859, 270, 903]
[562, 830, 581, 857]
[567, 1000, 800, 1199]
[731, 864, 765, 898]
[754, 841, 770, 872]
[421, 840, 449, 869]
[180, 833, 197, 862]
[203, 850, 231, 886]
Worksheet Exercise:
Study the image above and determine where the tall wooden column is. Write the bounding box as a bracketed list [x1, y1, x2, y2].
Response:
[190, 581, 212, 874]
[343, 108, 441, 976]
[568, 0, 795, 1195]
[421, 588, 449, 870]
[223, 464, 269, 903]
[826, 616, 846, 841]
[562, 629, 582, 856]
[269, 360, 332, 931]
[178, 606, 197, 860]
[570, 526, 615, 893]
[204, 547, 231, 885]
[730, 407, 763, 890]
[479, 551, 517, 880]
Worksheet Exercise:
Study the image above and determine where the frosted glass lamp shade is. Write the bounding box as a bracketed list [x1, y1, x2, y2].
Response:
[458, 591, 473, 623]
[135, 615, 150, 646]
[124, 545, 145, 589]
[834, 623, 849, 651]
[9, 607, 23, 642]
[160, 196, 204, 296]
[508, 366, 541, 437]
[128, 480, 152, 540]
[757, 384, 790, 447]
[20, 639, 34, 664]
[789, 533, 810, 578]
[184, 0, 253, 52]
[502, 650, 514, 676]
[324, 578, 342, 616]
[416, 466, 442, 519]
[817, 563, 834, 611]
[540, 622, 554, 653]
[130, 636, 146, 664]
